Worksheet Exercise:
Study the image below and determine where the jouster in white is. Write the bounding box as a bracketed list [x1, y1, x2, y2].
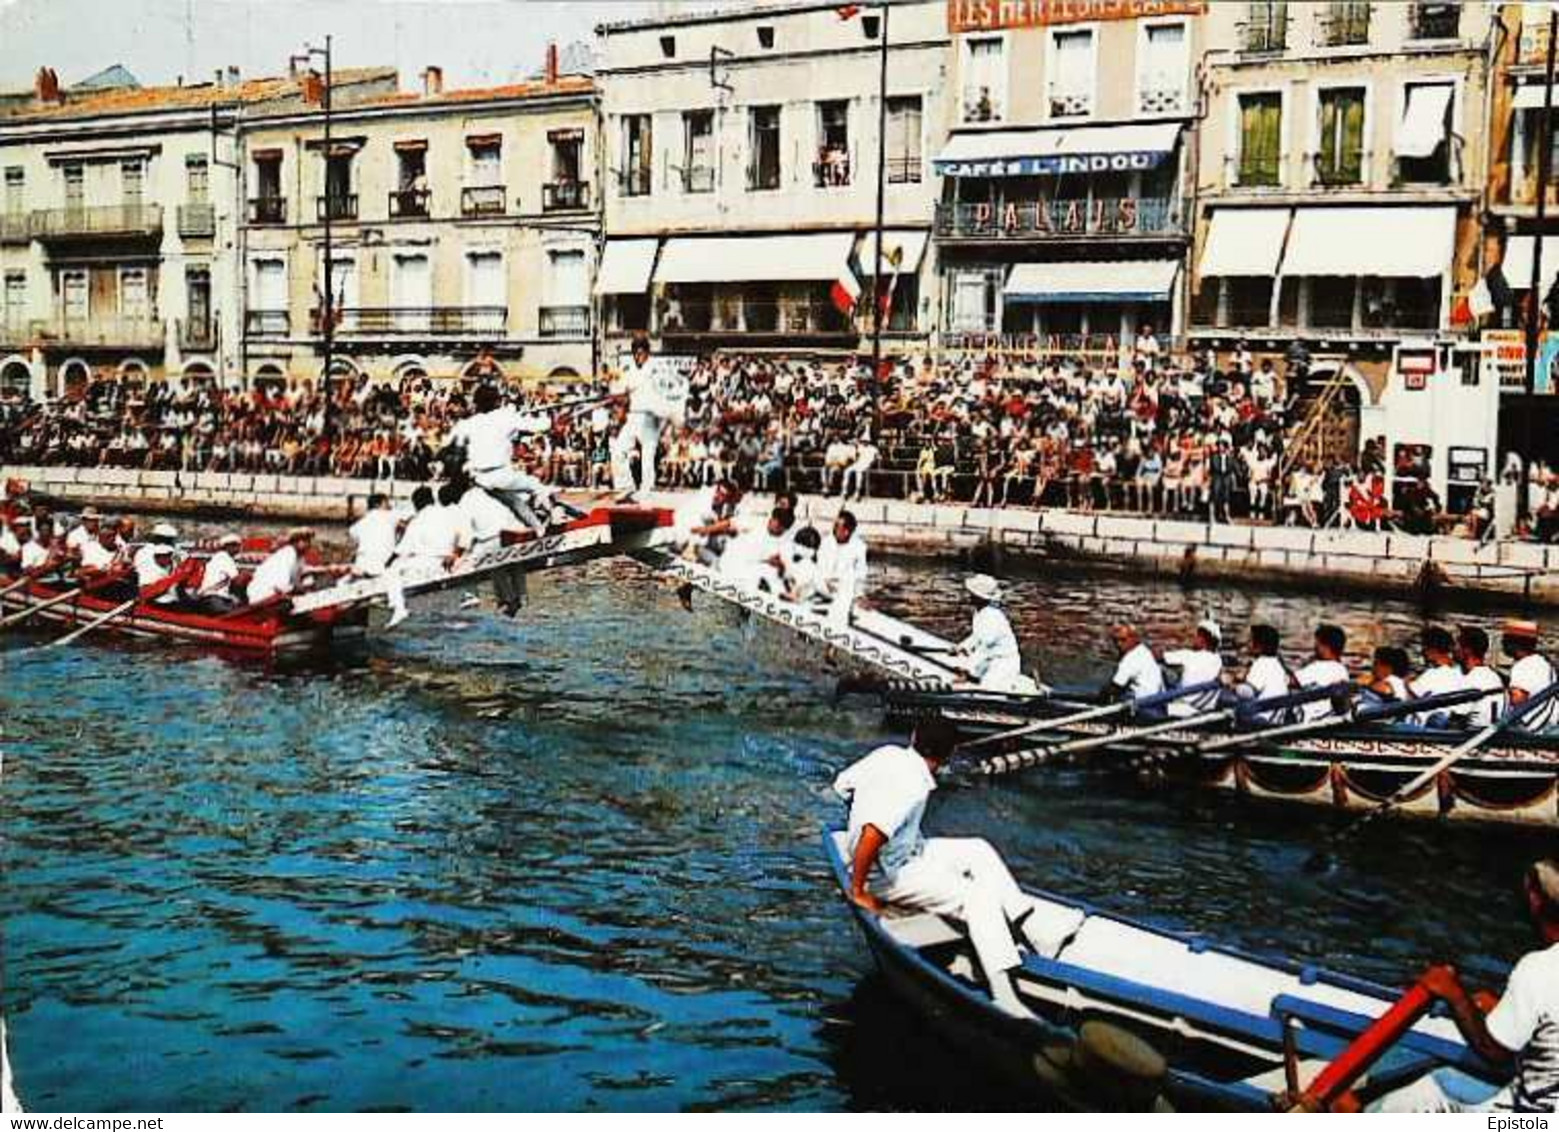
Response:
[818, 511, 868, 628]
[447, 385, 553, 531]
[955, 574, 1024, 692]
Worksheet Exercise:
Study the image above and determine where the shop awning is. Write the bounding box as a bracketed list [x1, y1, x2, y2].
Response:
[1500, 235, 1559, 293]
[655, 233, 855, 284]
[934, 122, 1181, 178]
[1281, 206, 1456, 277]
[862, 228, 930, 273]
[594, 238, 659, 295]
[1397, 83, 1453, 159]
[1199, 208, 1291, 277]
[1513, 84, 1559, 110]
[1003, 259, 1179, 304]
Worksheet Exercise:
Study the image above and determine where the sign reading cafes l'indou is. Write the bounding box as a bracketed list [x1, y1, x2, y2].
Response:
[948, 0, 1206, 33]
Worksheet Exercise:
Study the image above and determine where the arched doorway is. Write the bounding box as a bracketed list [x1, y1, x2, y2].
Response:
[0, 358, 31, 399]
[253, 363, 286, 398]
[57, 358, 91, 399]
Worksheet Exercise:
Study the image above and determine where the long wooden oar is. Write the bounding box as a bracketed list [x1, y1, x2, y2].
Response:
[0, 580, 81, 629]
[1304, 681, 1559, 871]
[1196, 685, 1487, 753]
[1286, 978, 1437, 1112]
[955, 679, 1224, 754]
[0, 564, 57, 602]
[40, 596, 139, 650]
[960, 704, 1238, 780]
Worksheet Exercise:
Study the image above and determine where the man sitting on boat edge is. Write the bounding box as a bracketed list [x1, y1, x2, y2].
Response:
[834, 715, 1082, 1020]
[951, 573, 1036, 694]
[1370, 858, 1559, 1113]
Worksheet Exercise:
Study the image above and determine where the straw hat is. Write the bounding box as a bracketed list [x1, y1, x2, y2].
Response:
[965, 573, 1002, 603]
[1502, 618, 1540, 642]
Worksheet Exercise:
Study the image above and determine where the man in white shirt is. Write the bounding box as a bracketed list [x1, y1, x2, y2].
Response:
[0, 512, 25, 571]
[616, 335, 677, 495]
[1458, 625, 1509, 728]
[1411, 625, 1468, 727]
[458, 478, 529, 618]
[1505, 620, 1558, 733]
[11, 516, 50, 573]
[77, 523, 121, 576]
[1106, 623, 1165, 705]
[720, 506, 790, 593]
[817, 509, 868, 628]
[64, 507, 102, 557]
[396, 485, 469, 572]
[132, 522, 185, 606]
[247, 527, 317, 607]
[447, 384, 553, 532]
[1294, 623, 1351, 722]
[1161, 619, 1225, 717]
[954, 573, 1026, 692]
[195, 533, 244, 613]
[841, 439, 878, 501]
[1373, 858, 1559, 1113]
[1240, 624, 1292, 718]
[350, 492, 409, 627]
[835, 716, 1079, 1020]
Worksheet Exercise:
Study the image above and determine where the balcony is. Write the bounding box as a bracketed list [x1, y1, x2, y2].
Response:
[177, 203, 215, 238]
[681, 166, 716, 194]
[178, 318, 216, 351]
[542, 181, 591, 212]
[316, 194, 358, 222]
[814, 151, 852, 189]
[887, 156, 922, 185]
[30, 204, 162, 242]
[32, 315, 165, 349]
[312, 306, 508, 336]
[388, 189, 431, 219]
[1318, 3, 1370, 48]
[934, 197, 1186, 242]
[248, 197, 287, 225]
[245, 310, 290, 337]
[0, 212, 29, 244]
[660, 299, 855, 345]
[538, 305, 589, 339]
[461, 185, 507, 217]
[1409, 2, 1459, 40]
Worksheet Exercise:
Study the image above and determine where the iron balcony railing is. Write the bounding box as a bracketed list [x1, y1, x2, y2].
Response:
[538, 305, 589, 339]
[177, 203, 215, 238]
[661, 300, 854, 337]
[316, 194, 358, 222]
[1319, 2, 1371, 47]
[30, 204, 162, 240]
[312, 306, 508, 335]
[1409, 1, 1459, 39]
[542, 181, 591, 211]
[248, 197, 287, 224]
[388, 189, 431, 219]
[681, 166, 716, 194]
[887, 155, 922, 184]
[34, 315, 165, 348]
[461, 185, 507, 217]
[245, 310, 290, 337]
[934, 198, 1185, 240]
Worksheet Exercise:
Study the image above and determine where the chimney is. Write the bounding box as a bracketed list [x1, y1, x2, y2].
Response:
[227, 65, 240, 86]
[214, 68, 225, 88]
[422, 65, 443, 96]
[301, 71, 324, 105]
[545, 43, 559, 85]
[34, 67, 60, 103]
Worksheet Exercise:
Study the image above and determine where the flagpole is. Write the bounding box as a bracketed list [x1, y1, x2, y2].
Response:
[1521, 9, 1556, 528]
[869, 0, 890, 431]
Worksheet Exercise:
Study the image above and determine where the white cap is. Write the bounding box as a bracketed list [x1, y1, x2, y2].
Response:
[151, 522, 179, 540]
[965, 574, 1002, 603]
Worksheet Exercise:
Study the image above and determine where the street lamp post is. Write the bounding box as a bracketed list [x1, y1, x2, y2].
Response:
[296, 37, 334, 422]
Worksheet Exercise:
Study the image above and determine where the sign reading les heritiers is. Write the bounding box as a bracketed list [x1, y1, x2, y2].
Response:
[948, 0, 1205, 33]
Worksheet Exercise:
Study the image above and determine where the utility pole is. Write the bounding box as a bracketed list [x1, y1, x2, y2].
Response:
[1520, 10, 1555, 526]
[869, 1, 891, 422]
[298, 37, 334, 422]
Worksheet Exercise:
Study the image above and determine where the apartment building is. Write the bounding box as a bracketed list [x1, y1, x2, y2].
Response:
[239, 62, 599, 386]
[1190, 0, 1491, 405]
[594, 0, 948, 360]
[935, 0, 1204, 355]
[0, 64, 395, 399]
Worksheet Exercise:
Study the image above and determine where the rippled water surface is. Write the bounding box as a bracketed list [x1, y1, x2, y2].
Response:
[1, 555, 1547, 1111]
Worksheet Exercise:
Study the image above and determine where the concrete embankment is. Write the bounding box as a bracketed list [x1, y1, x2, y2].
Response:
[6, 463, 1556, 606]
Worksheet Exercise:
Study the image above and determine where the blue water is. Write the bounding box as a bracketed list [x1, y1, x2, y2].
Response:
[1, 557, 1546, 1111]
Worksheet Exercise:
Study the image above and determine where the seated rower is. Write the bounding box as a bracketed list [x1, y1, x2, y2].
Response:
[1159, 618, 1224, 718]
[0, 511, 25, 573]
[194, 534, 245, 614]
[1504, 620, 1558, 733]
[720, 506, 791, 593]
[817, 509, 869, 628]
[76, 521, 121, 577]
[10, 515, 50, 574]
[1237, 624, 1292, 720]
[1410, 625, 1466, 727]
[132, 523, 189, 606]
[1372, 858, 1559, 1113]
[247, 527, 331, 607]
[1361, 645, 1411, 705]
[64, 507, 102, 559]
[952, 574, 1030, 694]
[834, 716, 1079, 1020]
[1104, 623, 1165, 707]
[1457, 625, 1508, 728]
[1294, 623, 1350, 721]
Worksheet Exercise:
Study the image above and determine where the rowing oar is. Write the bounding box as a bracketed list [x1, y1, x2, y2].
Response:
[1303, 680, 1559, 873]
[1285, 977, 1438, 1112]
[954, 679, 1224, 754]
[39, 596, 140, 650]
[0, 563, 59, 603]
[0, 576, 80, 629]
[1195, 685, 1488, 754]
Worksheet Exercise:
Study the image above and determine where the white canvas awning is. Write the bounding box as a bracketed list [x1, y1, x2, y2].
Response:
[655, 233, 855, 284]
[1513, 84, 1559, 110]
[594, 239, 659, 295]
[934, 122, 1181, 178]
[1500, 235, 1559, 293]
[1199, 208, 1292, 277]
[1281, 207, 1456, 277]
[862, 228, 930, 273]
[1397, 83, 1454, 159]
[1003, 259, 1179, 304]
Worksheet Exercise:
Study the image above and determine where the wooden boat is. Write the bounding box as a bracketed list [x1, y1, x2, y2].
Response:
[824, 830, 1507, 1111]
[0, 504, 674, 657]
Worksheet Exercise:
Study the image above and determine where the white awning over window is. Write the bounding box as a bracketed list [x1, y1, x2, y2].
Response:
[1199, 208, 1291, 277]
[862, 229, 930, 274]
[1281, 207, 1456, 277]
[933, 122, 1181, 178]
[1397, 83, 1454, 159]
[1513, 84, 1559, 110]
[655, 233, 855, 284]
[594, 238, 659, 295]
[1003, 259, 1179, 304]
[1500, 235, 1559, 293]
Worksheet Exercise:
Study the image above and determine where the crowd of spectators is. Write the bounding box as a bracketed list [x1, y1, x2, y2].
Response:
[1, 346, 1555, 542]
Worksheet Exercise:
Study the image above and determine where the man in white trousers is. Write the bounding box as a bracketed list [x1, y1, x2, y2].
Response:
[447, 384, 554, 532]
[617, 334, 670, 495]
[349, 492, 409, 628]
[817, 509, 868, 628]
[953, 573, 1029, 692]
[835, 715, 1081, 1018]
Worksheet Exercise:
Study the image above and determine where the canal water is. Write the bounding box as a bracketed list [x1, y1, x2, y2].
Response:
[1, 557, 1546, 1111]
